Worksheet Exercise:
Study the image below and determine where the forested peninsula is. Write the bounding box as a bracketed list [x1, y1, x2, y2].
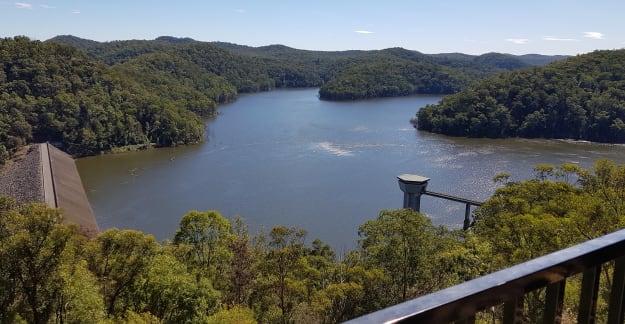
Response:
[0, 35, 564, 163]
[415, 49, 625, 143]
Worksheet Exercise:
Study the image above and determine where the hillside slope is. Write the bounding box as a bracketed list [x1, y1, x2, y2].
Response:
[0, 37, 206, 162]
[415, 50, 625, 143]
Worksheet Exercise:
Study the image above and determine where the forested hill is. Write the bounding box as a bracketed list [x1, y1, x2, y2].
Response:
[49, 35, 565, 100]
[210, 43, 565, 100]
[0, 36, 225, 163]
[415, 49, 625, 143]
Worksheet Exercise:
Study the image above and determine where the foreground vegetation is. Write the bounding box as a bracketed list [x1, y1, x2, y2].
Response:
[2, 160, 625, 323]
[415, 49, 625, 143]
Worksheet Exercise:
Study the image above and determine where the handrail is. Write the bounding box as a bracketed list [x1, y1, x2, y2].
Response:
[344, 227, 625, 323]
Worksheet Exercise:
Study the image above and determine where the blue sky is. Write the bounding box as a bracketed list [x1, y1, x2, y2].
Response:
[1, 0, 624, 55]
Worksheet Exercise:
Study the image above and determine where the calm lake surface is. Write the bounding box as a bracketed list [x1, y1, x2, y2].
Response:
[76, 88, 625, 250]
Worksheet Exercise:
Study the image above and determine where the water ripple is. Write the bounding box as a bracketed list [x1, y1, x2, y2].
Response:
[317, 142, 354, 157]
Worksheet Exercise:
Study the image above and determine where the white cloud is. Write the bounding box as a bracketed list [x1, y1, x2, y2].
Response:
[39, 4, 55, 8]
[543, 36, 577, 41]
[355, 30, 374, 34]
[583, 32, 604, 39]
[71, 9, 80, 14]
[15, 2, 32, 9]
[234, 8, 246, 13]
[505, 38, 529, 45]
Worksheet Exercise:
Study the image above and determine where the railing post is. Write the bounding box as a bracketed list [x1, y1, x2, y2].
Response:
[454, 315, 475, 324]
[608, 256, 625, 324]
[503, 297, 524, 324]
[463, 203, 471, 230]
[578, 266, 601, 324]
[544, 281, 566, 323]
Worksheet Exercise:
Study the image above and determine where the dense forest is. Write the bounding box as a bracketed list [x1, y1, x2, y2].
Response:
[0, 37, 229, 163]
[317, 49, 540, 100]
[51, 35, 563, 101]
[2, 160, 625, 323]
[415, 49, 625, 143]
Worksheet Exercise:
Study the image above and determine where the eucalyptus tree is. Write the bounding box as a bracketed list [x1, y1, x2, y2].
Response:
[139, 251, 220, 323]
[0, 201, 76, 324]
[225, 216, 257, 306]
[251, 226, 312, 323]
[173, 210, 235, 290]
[358, 209, 440, 303]
[85, 229, 160, 316]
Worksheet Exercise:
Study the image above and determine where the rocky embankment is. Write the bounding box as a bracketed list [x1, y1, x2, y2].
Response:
[0, 145, 44, 204]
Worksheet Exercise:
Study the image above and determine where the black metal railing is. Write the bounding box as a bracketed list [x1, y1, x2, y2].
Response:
[344, 227, 625, 324]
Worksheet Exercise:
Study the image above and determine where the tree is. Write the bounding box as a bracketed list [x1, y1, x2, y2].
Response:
[0, 197, 19, 323]
[224, 216, 257, 306]
[252, 226, 310, 323]
[574, 159, 625, 238]
[336, 252, 389, 318]
[173, 210, 235, 290]
[207, 306, 257, 324]
[358, 209, 441, 303]
[85, 229, 159, 316]
[0, 203, 76, 324]
[56, 258, 106, 324]
[473, 175, 582, 267]
[311, 281, 365, 323]
[139, 251, 220, 323]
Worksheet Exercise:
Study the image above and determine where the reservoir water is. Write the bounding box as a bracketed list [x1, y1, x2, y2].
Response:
[76, 88, 625, 250]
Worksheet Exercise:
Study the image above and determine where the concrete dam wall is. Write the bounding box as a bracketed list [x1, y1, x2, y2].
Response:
[0, 143, 99, 237]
